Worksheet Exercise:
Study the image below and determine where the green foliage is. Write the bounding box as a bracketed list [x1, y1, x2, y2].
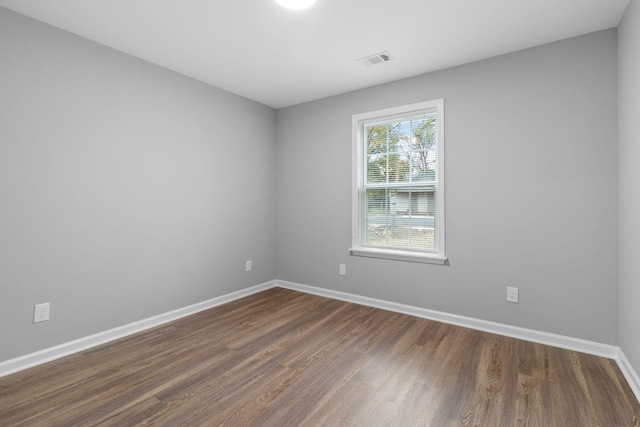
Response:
[366, 116, 436, 184]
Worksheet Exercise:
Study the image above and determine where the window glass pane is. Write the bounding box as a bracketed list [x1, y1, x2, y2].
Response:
[364, 186, 437, 253]
[365, 188, 390, 247]
[366, 124, 388, 155]
[413, 116, 437, 152]
[365, 115, 437, 183]
[409, 150, 436, 182]
[367, 154, 387, 183]
[386, 154, 410, 183]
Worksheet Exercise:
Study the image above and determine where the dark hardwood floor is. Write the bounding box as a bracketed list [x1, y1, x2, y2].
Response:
[1, 287, 639, 426]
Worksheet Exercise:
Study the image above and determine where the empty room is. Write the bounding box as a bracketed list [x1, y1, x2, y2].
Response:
[1, 0, 639, 425]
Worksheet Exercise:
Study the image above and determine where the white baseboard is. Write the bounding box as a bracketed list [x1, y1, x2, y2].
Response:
[3, 278, 639, 405]
[0, 281, 276, 378]
[275, 280, 640, 404]
[275, 280, 619, 357]
[616, 348, 640, 403]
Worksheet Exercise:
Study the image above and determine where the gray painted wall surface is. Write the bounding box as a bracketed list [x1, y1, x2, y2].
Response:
[0, 8, 277, 362]
[0, 6, 624, 365]
[276, 30, 619, 344]
[619, 0, 640, 376]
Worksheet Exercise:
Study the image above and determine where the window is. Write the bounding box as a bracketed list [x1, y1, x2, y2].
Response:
[351, 99, 446, 264]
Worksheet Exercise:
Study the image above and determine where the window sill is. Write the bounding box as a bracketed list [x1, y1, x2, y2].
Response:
[349, 247, 447, 265]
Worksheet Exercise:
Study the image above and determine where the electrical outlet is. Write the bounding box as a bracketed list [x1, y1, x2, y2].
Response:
[339, 264, 346, 276]
[245, 260, 252, 272]
[34, 303, 50, 323]
[507, 287, 519, 304]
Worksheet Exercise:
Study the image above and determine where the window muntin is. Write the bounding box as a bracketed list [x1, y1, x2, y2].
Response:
[352, 100, 445, 263]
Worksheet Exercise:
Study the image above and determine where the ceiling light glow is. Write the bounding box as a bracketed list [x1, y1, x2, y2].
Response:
[275, 0, 317, 10]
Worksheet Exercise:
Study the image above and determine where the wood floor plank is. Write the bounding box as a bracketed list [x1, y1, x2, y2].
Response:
[1, 287, 639, 426]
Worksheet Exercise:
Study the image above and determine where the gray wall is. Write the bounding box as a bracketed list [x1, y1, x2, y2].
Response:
[619, 0, 640, 376]
[1, 5, 624, 365]
[0, 8, 277, 362]
[276, 30, 619, 344]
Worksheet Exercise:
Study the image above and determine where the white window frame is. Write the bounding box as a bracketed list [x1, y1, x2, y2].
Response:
[350, 99, 446, 264]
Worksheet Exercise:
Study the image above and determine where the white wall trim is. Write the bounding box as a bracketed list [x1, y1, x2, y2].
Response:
[615, 348, 640, 404]
[276, 280, 640, 403]
[275, 280, 623, 355]
[0, 281, 276, 378]
[3, 278, 639, 406]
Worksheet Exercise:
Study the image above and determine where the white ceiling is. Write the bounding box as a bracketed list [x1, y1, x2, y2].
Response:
[0, 0, 630, 108]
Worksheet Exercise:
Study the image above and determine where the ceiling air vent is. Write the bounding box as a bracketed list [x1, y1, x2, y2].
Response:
[358, 51, 393, 67]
